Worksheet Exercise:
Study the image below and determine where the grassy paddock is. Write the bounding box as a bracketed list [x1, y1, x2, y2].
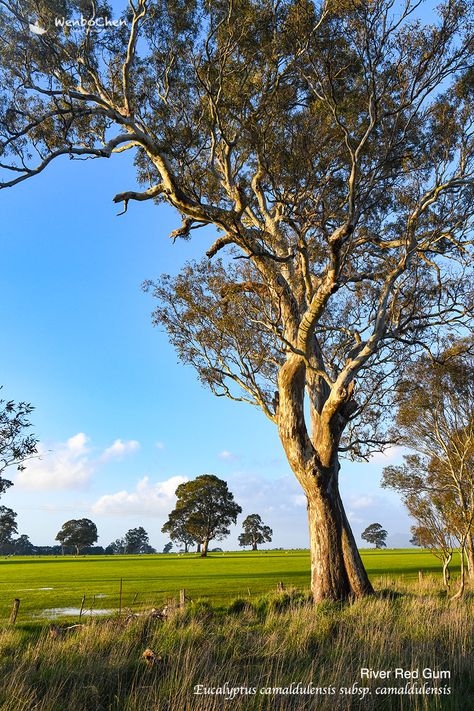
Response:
[0, 577, 472, 710]
[0, 549, 461, 623]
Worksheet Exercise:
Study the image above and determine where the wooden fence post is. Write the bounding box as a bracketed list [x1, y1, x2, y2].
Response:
[179, 589, 186, 609]
[9, 598, 20, 625]
[79, 595, 86, 621]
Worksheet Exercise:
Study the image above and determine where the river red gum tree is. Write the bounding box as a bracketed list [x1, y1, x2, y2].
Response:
[1, 0, 473, 600]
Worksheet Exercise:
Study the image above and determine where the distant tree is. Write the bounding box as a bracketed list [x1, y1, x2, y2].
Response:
[161, 507, 197, 553]
[105, 538, 126, 555]
[410, 512, 454, 589]
[12, 534, 34, 556]
[1, 391, 37, 498]
[169, 475, 241, 557]
[124, 527, 150, 554]
[162, 542, 173, 554]
[238, 514, 273, 551]
[382, 341, 473, 596]
[0, 506, 17, 553]
[55, 519, 98, 556]
[409, 532, 422, 548]
[361, 523, 387, 549]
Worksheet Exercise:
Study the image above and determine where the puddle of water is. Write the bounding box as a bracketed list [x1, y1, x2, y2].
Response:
[95, 594, 107, 598]
[38, 587, 54, 590]
[37, 607, 114, 619]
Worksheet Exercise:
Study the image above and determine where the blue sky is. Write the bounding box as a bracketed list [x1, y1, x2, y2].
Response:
[0, 150, 412, 551]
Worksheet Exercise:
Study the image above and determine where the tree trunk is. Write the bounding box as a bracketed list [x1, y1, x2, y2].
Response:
[252, 542, 257, 551]
[451, 543, 465, 600]
[442, 552, 452, 589]
[277, 354, 373, 602]
[196, 542, 201, 553]
[306, 473, 373, 601]
[200, 539, 209, 557]
[465, 536, 474, 580]
[184, 541, 188, 554]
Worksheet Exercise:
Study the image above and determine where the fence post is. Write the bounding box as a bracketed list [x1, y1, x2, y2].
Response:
[119, 578, 123, 615]
[9, 598, 20, 625]
[79, 595, 86, 621]
[277, 581, 285, 592]
[179, 589, 186, 609]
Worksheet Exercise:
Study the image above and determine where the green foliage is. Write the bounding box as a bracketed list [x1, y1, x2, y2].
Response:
[0, 390, 37, 496]
[0, 506, 17, 547]
[238, 513, 273, 549]
[55, 518, 98, 555]
[361, 523, 388, 548]
[167, 474, 241, 554]
[382, 341, 473, 569]
[124, 527, 151, 554]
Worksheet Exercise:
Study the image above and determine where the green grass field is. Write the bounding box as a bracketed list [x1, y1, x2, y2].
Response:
[0, 549, 460, 623]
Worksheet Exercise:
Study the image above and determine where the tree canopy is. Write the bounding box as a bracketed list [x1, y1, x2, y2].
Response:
[161, 506, 197, 553]
[238, 513, 273, 550]
[123, 526, 154, 553]
[0, 0, 472, 600]
[167, 474, 241, 556]
[1, 391, 37, 497]
[55, 518, 98, 555]
[361, 523, 387, 548]
[382, 340, 474, 593]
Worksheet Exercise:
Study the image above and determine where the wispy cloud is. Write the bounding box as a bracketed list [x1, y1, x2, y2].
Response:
[15, 433, 93, 490]
[155, 441, 165, 450]
[369, 446, 404, 464]
[218, 450, 241, 462]
[100, 439, 140, 461]
[91, 475, 187, 516]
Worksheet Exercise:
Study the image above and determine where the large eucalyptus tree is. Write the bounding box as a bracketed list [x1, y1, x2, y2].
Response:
[0, 0, 472, 600]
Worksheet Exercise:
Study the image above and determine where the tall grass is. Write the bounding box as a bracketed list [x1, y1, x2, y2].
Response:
[0, 578, 472, 710]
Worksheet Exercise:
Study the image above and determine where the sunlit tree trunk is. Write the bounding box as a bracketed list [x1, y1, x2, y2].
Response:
[442, 552, 452, 589]
[200, 539, 209, 557]
[278, 356, 373, 602]
[465, 536, 474, 580]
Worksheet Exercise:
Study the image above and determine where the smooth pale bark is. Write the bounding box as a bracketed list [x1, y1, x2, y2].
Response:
[200, 539, 209, 557]
[466, 536, 474, 580]
[442, 553, 452, 589]
[451, 543, 466, 600]
[277, 356, 373, 601]
[304, 465, 373, 601]
[252, 542, 257, 551]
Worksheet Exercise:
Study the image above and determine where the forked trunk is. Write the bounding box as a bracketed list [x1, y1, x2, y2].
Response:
[277, 355, 373, 602]
[200, 539, 209, 557]
[442, 552, 452, 588]
[305, 470, 373, 601]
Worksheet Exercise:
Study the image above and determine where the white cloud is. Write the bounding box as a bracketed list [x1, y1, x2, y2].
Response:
[218, 450, 240, 461]
[348, 495, 375, 510]
[91, 475, 188, 516]
[369, 446, 404, 464]
[15, 433, 93, 490]
[101, 439, 140, 461]
[155, 441, 165, 450]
